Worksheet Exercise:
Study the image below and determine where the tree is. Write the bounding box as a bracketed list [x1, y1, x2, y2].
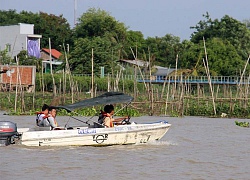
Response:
[0, 49, 12, 65]
[74, 8, 127, 41]
[190, 13, 250, 60]
[123, 30, 145, 59]
[0, 9, 22, 25]
[143, 34, 181, 67]
[0, 10, 72, 50]
[180, 38, 246, 76]
[74, 8, 128, 57]
[35, 12, 72, 50]
[70, 8, 129, 73]
[70, 37, 116, 74]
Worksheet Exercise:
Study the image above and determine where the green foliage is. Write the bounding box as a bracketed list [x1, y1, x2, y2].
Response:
[71, 8, 129, 74]
[191, 12, 250, 60]
[36, 12, 72, 50]
[2, 9, 250, 78]
[235, 121, 249, 128]
[123, 30, 145, 59]
[17, 50, 43, 72]
[70, 37, 115, 74]
[180, 38, 246, 76]
[0, 9, 23, 25]
[0, 49, 12, 65]
[74, 8, 127, 41]
[143, 34, 181, 68]
[185, 100, 213, 116]
[0, 10, 71, 51]
[35, 73, 146, 93]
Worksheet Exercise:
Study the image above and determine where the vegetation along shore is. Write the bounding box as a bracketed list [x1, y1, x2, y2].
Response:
[1, 10, 250, 118]
[1, 74, 250, 119]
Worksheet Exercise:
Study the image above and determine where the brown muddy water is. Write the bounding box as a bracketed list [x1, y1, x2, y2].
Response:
[0, 112, 249, 180]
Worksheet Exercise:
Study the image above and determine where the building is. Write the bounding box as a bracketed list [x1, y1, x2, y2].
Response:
[40, 48, 63, 73]
[0, 65, 36, 92]
[119, 59, 175, 79]
[0, 23, 42, 59]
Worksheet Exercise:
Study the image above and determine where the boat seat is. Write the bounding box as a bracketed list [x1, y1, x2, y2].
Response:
[93, 122, 104, 128]
[88, 124, 95, 128]
[34, 126, 51, 131]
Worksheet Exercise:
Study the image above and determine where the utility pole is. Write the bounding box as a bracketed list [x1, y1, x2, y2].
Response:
[74, 0, 77, 25]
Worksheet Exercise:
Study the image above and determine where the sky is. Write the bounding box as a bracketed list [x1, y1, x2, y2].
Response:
[1, 0, 250, 41]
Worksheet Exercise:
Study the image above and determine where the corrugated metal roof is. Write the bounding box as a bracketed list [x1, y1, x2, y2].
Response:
[153, 66, 175, 76]
[119, 59, 175, 76]
[119, 59, 149, 67]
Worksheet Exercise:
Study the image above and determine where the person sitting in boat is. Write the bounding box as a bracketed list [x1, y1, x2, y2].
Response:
[36, 104, 49, 126]
[39, 106, 59, 129]
[99, 104, 128, 128]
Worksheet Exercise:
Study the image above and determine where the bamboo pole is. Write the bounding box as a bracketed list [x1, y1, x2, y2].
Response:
[161, 66, 171, 99]
[49, 38, 56, 97]
[164, 76, 171, 115]
[122, 73, 125, 93]
[172, 54, 178, 99]
[63, 69, 66, 103]
[130, 47, 148, 91]
[203, 37, 216, 115]
[14, 56, 20, 112]
[148, 48, 154, 115]
[237, 54, 250, 98]
[178, 74, 184, 116]
[18, 67, 25, 112]
[91, 48, 94, 98]
[63, 43, 74, 103]
[133, 66, 137, 101]
[107, 74, 110, 92]
[41, 60, 45, 103]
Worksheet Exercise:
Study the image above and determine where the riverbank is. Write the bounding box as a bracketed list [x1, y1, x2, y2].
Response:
[0, 92, 250, 118]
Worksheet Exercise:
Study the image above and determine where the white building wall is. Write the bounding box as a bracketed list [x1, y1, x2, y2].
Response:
[19, 23, 34, 34]
[0, 23, 37, 59]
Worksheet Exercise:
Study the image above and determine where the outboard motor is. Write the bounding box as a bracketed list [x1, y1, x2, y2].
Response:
[0, 121, 17, 146]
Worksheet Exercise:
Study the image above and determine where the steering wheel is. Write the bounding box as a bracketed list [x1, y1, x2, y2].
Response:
[121, 116, 131, 125]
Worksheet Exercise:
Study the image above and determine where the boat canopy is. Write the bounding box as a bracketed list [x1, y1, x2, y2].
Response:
[56, 92, 133, 112]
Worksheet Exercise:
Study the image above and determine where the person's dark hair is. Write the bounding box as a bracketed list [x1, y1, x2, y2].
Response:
[104, 104, 114, 113]
[41, 104, 49, 111]
[48, 106, 57, 111]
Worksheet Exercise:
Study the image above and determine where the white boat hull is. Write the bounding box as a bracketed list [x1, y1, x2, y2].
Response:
[18, 121, 171, 147]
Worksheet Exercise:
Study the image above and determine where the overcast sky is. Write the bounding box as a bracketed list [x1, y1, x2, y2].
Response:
[1, 0, 250, 40]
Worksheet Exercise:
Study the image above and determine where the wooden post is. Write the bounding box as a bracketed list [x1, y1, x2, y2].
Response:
[203, 37, 216, 115]
[41, 59, 45, 103]
[91, 48, 94, 98]
[14, 57, 19, 112]
[133, 66, 137, 101]
[49, 38, 56, 97]
[148, 48, 154, 115]
[130, 47, 148, 90]
[63, 43, 74, 103]
[173, 54, 178, 100]
[237, 54, 250, 98]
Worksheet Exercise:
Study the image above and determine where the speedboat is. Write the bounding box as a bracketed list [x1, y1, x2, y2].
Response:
[0, 92, 171, 147]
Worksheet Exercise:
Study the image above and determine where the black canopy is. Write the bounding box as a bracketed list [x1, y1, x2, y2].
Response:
[57, 92, 133, 112]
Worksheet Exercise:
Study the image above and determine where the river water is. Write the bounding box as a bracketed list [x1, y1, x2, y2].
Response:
[0, 113, 249, 180]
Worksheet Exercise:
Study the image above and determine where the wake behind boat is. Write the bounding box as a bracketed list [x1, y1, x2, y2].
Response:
[0, 92, 171, 147]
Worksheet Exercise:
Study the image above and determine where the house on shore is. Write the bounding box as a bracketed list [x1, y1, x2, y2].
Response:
[118, 59, 175, 80]
[40, 48, 62, 73]
[0, 23, 42, 59]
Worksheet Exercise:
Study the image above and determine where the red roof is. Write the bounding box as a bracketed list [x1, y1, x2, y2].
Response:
[42, 48, 62, 59]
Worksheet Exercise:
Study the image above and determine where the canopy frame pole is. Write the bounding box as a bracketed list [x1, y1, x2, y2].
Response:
[64, 101, 132, 127]
[113, 101, 132, 116]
